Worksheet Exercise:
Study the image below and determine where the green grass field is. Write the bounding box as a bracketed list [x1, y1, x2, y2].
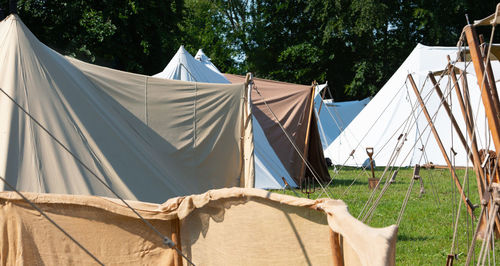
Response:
[275, 166, 500, 265]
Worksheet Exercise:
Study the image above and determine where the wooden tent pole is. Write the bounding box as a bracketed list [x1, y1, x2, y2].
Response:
[408, 74, 474, 218]
[459, 70, 476, 141]
[239, 72, 254, 188]
[171, 218, 183, 266]
[464, 25, 500, 158]
[428, 73, 471, 164]
[430, 71, 486, 198]
[457, 69, 479, 149]
[299, 81, 317, 183]
[329, 230, 344, 266]
[464, 25, 500, 237]
[479, 34, 500, 119]
[437, 68, 492, 235]
[244, 72, 252, 87]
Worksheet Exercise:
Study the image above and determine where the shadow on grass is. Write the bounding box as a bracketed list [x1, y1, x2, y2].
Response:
[398, 234, 431, 241]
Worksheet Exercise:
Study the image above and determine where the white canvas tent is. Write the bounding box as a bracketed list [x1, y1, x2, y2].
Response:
[157, 46, 296, 189]
[194, 49, 224, 75]
[314, 84, 370, 149]
[0, 15, 252, 203]
[153, 45, 230, 83]
[325, 44, 493, 167]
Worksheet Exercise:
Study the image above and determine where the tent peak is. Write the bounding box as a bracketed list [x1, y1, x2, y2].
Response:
[155, 45, 229, 83]
[176, 45, 190, 54]
[195, 49, 211, 62]
[4, 13, 19, 22]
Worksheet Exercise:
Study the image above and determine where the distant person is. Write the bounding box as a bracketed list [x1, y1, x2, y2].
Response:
[362, 158, 375, 169]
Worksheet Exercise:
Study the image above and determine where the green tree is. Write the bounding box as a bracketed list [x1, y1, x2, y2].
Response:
[5, 0, 184, 74]
[2, 0, 499, 100]
[179, 0, 240, 73]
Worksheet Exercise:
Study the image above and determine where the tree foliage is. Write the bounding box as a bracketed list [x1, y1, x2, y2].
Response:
[1, 0, 498, 100]
[5, 0, 183, 73]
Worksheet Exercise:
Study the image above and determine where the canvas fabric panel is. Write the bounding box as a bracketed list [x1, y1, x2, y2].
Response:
[0, 193, 176, 266]
[70, 58, 250, 191]
[0, 188, 397, 265]
[225, 74, 330, 184]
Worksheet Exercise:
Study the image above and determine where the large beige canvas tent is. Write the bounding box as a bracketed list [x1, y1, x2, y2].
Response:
[225, 74, 331, 184]
[0, 15, 253, 203]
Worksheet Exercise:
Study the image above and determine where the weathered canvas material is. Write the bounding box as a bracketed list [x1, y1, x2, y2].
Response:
[225, 74, 330, 184]
[0, 188, 397, 265]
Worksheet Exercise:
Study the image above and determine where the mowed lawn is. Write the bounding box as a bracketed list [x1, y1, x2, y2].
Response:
[274, 166, 500, 265]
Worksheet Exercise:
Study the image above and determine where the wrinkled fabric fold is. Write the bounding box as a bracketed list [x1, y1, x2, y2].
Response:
[0, 189, 397, 265]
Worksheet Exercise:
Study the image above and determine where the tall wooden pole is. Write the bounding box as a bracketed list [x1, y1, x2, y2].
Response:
[464, 24, 500, 237]
[299, 82, 317, 183]
[445, 68, 491, 234]
[463, 25, 500, 158]
[428, 74, 471, 162]
[329, 230, 344, 266]
[479, 35, 500, 121]
[171, 218, 183, 266]
[459, 70, 476, 137]
[408, 74, 474, 218]
[478, 35, 500, 186]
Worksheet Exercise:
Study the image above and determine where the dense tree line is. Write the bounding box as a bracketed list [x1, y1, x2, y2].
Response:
[1, 0, 498, 100]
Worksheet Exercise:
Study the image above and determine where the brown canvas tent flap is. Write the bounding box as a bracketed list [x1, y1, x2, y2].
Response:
[0, 188, 397, 265]
[225, 74, 330, 184]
